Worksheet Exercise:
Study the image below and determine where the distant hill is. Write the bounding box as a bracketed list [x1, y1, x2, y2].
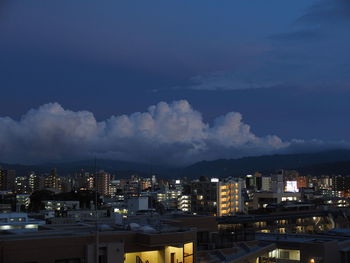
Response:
[299, 160, 350, 176]
[179, 149, 350, 177]
[0, 159, 169, 177]
[1, 149, 350, 178]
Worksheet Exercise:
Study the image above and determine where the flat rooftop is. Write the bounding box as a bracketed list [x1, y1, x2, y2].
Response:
[218, 209, 333, 223]
[255, 232, 350, 244]
[197, 241, 275, 263]
[0, 219, 195, 242]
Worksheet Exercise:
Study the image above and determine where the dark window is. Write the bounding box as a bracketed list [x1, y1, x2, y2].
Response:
[99, 247, 107, 263]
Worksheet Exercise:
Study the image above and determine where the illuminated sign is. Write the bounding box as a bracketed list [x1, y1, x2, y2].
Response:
[285, 181, 299, 193]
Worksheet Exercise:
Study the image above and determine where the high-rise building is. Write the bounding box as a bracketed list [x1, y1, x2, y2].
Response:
[218, 178, 243, 216]
[245, 175, 254, 189]
[0, 169, 16, 191]
[262, 177, 272, 191]
[14, 176, 29, 194]
[96, 170, 111, 196]
[296, 176, 308, 189]
[16, 194, 31, 211]
[86, 175, 95, 190]
[44, 169, 61, 191]
[246, 173, 262, 191]
[190, 177, 218, 216]
[271, 171, 284, 193]
[174, 179, 184, 193]
[178, 195, 191, 212]
[190, 177, 243, 216]
[28, 173, 42, 193]
[333, 175, 350, 196]
[72, 172, 91, 190]
[156, 186, 181, 209]
[123, 178, 140, 196]
[319, 176, 332, 189]
[141, 178, 152, 191]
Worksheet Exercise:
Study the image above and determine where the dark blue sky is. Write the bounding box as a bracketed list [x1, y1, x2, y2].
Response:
[0, 0, 349, 164]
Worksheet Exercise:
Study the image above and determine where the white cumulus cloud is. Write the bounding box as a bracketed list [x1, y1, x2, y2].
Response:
[0, 100, 292, 165]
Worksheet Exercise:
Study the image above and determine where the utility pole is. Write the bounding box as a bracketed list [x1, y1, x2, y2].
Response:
[94, 157, 99, 263]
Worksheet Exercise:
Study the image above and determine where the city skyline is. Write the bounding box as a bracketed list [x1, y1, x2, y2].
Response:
[1, 1, 350, 262]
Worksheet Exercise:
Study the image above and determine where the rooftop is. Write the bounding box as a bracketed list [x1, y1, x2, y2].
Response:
[255, 232, 350, 244]
[197, 241, 275, 263]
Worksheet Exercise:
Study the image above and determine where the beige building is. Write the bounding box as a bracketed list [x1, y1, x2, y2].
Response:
[96, 170, 111, 196]
[218, 178, 243, 216]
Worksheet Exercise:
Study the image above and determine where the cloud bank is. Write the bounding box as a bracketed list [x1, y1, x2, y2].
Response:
[0, 100, 290, 165]
[0, 100, 348, 166]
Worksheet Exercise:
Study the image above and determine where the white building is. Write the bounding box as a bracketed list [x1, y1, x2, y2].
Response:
[178, 195, 191, 212]
[271, 173, 284, 193]
[157, 188, 181, 209]
[127, 197, 149, 215]
[43, 200, 80, 211]
[262, 177, 272, 191]
[16, 194, 30, 211]
[0, 213, 45, 232]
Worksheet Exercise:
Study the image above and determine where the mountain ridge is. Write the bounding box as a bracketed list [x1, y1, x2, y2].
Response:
[1, 149, 350, 178]
[180, 149, 350, 177]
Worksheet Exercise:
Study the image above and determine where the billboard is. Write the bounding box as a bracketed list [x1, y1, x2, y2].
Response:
[285, 181, 299, 193]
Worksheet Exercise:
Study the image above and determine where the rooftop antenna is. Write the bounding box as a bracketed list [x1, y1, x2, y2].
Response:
[94, 157, 99, 263]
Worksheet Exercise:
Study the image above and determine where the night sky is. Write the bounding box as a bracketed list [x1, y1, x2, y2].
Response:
[0, 0, 349, 165]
